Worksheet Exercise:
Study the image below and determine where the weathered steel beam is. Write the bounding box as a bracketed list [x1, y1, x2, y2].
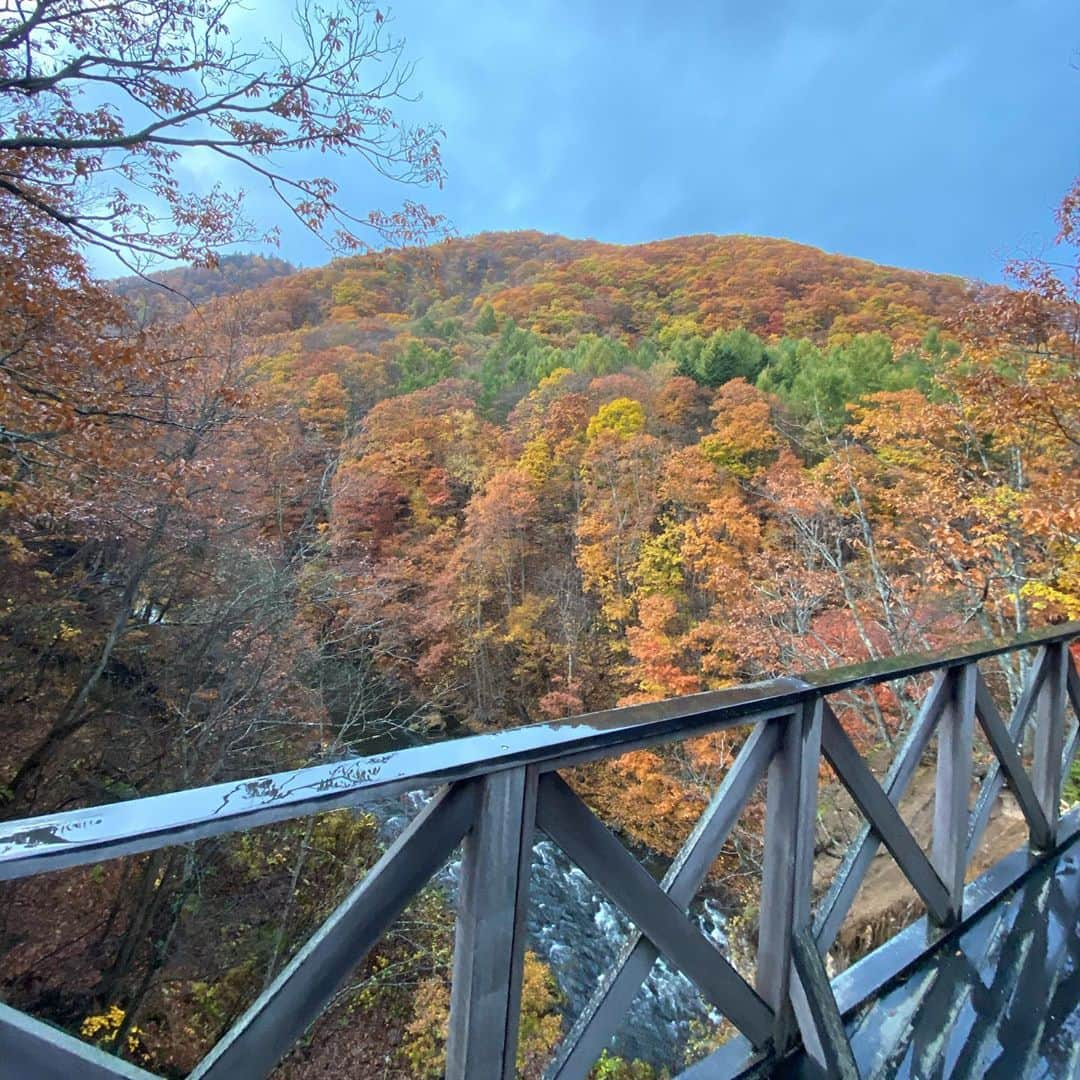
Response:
[193, 781, 479, 1080]
[0, 1002, 159, 1080]
[796, 622, 1079, 695]
[814, 670, 949, 952]
[0, 680, 811, 881]
[820, 703, 952, 926]
[973, 673, 1052, 849]
[932, 663, 977, 922]
[758, 698, 822, 1050]
[789, 928, 859, 1079]
[548, 720, 781, 1080]
[3, 624, 1079, 884]
[1033, 643, 1070, 843]
[536, 772, 774, 1048]
[446, 767, 538, 1080]
[966, 646, 1049, 864]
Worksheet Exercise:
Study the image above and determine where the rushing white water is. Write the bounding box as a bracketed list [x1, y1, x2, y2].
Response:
[373, 788, 728, 1068]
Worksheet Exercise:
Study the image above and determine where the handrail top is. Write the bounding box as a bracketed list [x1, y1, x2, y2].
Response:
[798, 620, 1078, 692]
[1, 621, 1076, 880]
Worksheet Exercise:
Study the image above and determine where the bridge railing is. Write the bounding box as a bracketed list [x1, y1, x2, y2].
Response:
[2, 622, 1079, 1079]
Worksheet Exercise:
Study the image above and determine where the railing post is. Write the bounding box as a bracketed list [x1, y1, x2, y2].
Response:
[931, 662, 976, 924]
[1033, 642, 1069, 847]
[758, 697, 822, 1052]
[446, 766, 537, 1080]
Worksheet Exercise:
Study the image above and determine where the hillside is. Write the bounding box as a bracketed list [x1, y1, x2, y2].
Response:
[169, 227, 1074, 750]
[160, 230, 971, 430]
[209, 229, 970, 342]
[112, 253, 297, 322]
[5, 225, 1075, 1077]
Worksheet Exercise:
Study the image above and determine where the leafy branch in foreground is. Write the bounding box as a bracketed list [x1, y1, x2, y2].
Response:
[0, 0, 445, 268]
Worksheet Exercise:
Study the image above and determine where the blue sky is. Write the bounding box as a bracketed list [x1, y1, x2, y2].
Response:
[183, 0, 1078, 282]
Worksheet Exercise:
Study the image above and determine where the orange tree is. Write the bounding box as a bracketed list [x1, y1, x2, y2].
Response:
[0, 0, 446, 799]
[0, 3, 451, 1067]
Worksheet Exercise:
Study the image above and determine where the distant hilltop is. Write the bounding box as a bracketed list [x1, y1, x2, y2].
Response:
[109, 232, 974, 345]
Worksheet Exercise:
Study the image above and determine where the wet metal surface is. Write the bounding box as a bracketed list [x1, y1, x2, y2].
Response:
[3, 625, 1079, 1079]
[5, 622, 1078, 883]
[810, 834, 1080, 1078]
[0, 675, 809, 880]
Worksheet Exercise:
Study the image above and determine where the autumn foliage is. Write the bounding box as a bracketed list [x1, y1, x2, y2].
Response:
[1, 3, 1078, 1071]
[4, 213, 1079, 1070]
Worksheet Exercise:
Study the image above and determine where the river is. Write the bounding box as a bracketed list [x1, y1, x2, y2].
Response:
[372, 785, 729, 1070]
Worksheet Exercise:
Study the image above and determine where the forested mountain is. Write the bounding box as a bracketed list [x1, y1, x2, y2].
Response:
[111, 253, 297, 323]
[5, 220, 1078, 1075]
[214, 228, 969, 348]
[191, 229, 1075, 838]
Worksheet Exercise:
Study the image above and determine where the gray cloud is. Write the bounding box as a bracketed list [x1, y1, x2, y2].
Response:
[94, 0, 1078, 280]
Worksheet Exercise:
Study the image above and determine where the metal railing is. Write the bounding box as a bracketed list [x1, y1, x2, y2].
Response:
[1, 622, 1079, 1079]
